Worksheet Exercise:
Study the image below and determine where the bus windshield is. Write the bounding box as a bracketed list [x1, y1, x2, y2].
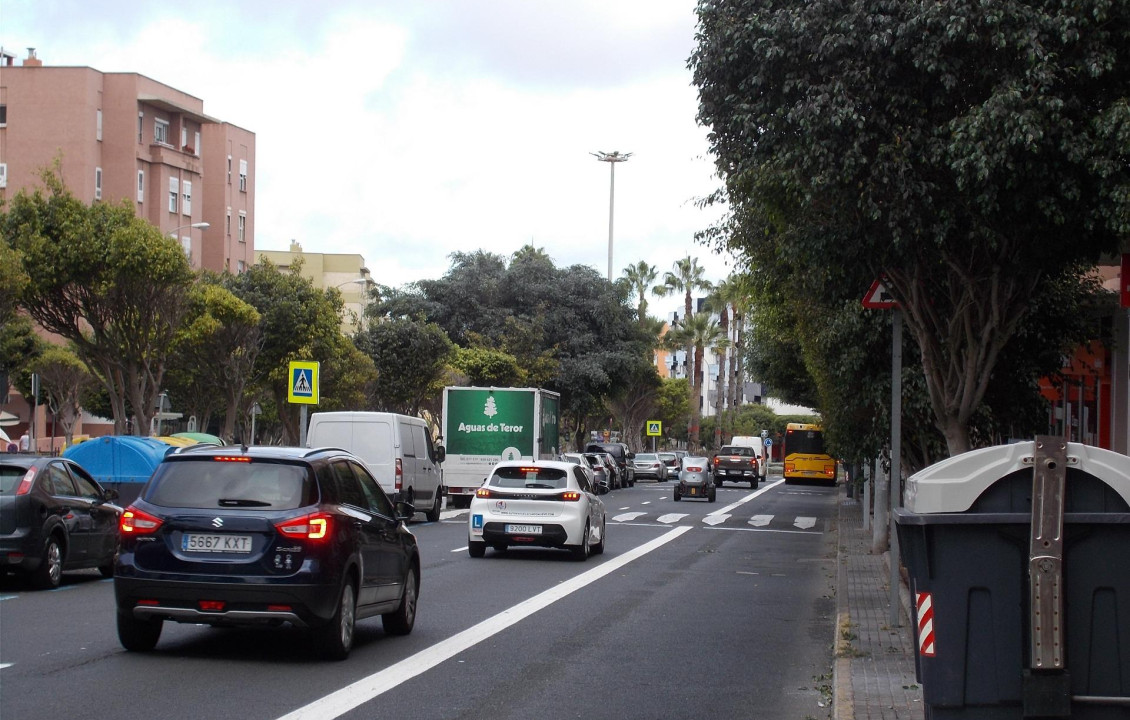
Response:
[785, 428, 825, 455]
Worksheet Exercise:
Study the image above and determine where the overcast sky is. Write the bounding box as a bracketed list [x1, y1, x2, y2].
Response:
[2, 0, 736, 318]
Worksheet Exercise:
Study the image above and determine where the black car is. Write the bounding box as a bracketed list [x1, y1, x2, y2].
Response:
[0, 455, 121, 589]
[585, 442, 635, 487]
[114, 445, 420, 659]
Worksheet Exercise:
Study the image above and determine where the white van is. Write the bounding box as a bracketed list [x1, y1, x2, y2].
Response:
[729, 435, 768, 482]
[306, 412, 446, 521]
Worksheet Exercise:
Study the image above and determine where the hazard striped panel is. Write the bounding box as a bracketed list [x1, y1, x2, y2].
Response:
[916, 591, 936, 657]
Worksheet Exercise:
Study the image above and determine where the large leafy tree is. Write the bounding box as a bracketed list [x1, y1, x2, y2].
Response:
[28, 344, 96, 448]
[3, 168, 195, 435]
[353, 317, 454, 415]
[692, 0, 1130, 455]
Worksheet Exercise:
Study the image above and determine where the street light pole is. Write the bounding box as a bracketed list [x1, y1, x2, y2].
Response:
[591, 151, 631, 282]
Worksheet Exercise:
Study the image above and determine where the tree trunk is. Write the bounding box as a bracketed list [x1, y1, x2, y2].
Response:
[690, 345, 705, 451]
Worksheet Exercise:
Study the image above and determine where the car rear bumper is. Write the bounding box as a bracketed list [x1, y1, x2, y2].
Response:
[114, 575, 341, 627]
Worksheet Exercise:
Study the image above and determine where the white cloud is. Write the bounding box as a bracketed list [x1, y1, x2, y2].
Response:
[1, 0, 735, 317]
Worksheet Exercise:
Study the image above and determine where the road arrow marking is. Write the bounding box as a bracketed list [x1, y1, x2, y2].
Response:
[794, 516, 817, 530]
[702, 515, 730, 526]
[749, 515, 773, 527]
[656, 513, 688, 524]
[612, 512, 647, 522]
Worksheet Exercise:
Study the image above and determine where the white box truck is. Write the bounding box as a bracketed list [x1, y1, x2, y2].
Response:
[440, 386, 561, 506]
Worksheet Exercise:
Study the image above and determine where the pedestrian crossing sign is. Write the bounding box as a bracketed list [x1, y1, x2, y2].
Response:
[646, 420, 662, 437]
[287, 361, 320, 404]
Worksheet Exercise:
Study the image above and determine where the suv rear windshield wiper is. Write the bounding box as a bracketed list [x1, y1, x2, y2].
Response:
[218, 498, 273, 507]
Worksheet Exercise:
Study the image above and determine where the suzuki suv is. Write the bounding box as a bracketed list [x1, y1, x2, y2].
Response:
[114, 445, 420, 660]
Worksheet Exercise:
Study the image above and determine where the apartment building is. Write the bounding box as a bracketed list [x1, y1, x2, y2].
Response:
[257, 241, 374, 334]
[0, 48, 254, 273]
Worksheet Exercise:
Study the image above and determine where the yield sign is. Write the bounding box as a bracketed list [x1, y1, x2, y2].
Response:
[862, 278, 899, 309]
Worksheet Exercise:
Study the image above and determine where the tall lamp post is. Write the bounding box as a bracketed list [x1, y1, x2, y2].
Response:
[591, 151, 632, 281]
[334, 278, 369, 333]
[168, 222, 210, 261]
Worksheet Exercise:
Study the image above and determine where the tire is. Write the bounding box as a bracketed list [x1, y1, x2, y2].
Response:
[32, 535, 64, 590]
[715, 477, 723, 487]
[98, 562, 115, 578]
[592, 519, 605, 555]
[117, 608, 162, 651]
[382, 566, 417, 636]
[424, 490, 442, 523]
[571, 523, 591, 561]
[750, 478, 757, 488]
[708, 489, 717, 503]
[315, 578, 356, 660]
[468, 540, 486, 558]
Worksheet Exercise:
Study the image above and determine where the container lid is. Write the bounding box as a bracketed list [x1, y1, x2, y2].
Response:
[904, 441, 1130, 514]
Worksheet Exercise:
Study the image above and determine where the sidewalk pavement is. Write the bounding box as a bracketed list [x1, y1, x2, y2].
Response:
[834, 491, 925, 719]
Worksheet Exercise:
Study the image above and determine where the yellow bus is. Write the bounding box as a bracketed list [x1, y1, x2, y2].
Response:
[783, 423, 837, 485]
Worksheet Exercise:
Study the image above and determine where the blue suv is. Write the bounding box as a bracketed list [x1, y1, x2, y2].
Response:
[114, 445, 420, 659]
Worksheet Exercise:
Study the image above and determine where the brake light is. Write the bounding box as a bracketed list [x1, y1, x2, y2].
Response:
[213, 456, 251, 463]
[198, 600, 226, 612]
[712, 457, 719, 466]
[784, 462, 795, 473]
[120, 506, 164, 534]
[476, 487, 493, 498]
[687, 466, 703, 472]
[395, 458, 403, 490]
[275, 512, 332, 540]
[560, 491, 582, 502]
[824, 465, 836, 477]
[14, 467, 36, 495]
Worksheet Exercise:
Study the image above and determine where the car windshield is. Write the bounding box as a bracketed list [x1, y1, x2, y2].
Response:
[0, 464, 30, 494]
[145, 459, 316, 510]
[719, 446, 752, 456]
[659, 454, 676, 463]
[491, 466, 569, 489]
[636, 453, 659, 462]
[583, 455, 606, 469]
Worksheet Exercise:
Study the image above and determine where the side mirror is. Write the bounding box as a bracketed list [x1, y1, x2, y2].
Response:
[395, 500, 416, 522]
[435, 446, 446, 463]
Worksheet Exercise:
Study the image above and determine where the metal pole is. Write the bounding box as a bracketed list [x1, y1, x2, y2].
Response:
[890, 308, 903, 626]
[299, 405, 308, 448]
[607, 161, 615, 282]
[863, 461, 871, 530]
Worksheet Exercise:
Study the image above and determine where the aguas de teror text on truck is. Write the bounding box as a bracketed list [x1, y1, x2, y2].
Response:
[440, 387, 560, 507]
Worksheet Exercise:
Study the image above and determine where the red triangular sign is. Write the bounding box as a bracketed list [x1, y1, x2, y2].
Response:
[862, 278, 898, 309]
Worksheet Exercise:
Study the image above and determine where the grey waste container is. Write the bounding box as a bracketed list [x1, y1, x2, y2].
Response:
[894, 439, 1130, 719]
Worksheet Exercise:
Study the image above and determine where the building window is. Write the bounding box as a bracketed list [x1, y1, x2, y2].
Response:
[0, 163, 8, 189]
[0, 104, 7, 127]
[155, 119, 169, 145]
[238, 212, 246, 243]
[181, 126, 188, 150]
[226, 208, 231, 235]
[96, 110, 103, 141]
[138, 112, 143, 143]
[168, 177, 179, 213]
[94, 167, 102, 200]
[239, 159, 248, 192]
[194, 131, 201, 157]
[182, 180, 192, 215]
[227, 155, 232, 184]
[236, 259, 246, 273]
[137, 170, 144, 202]
[181, 236, 192, 259]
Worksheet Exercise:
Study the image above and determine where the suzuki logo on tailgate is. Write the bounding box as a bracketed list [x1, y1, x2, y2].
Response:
[212, 517, 224, 528]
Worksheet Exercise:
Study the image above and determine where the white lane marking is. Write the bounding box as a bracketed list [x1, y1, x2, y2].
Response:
[656, 513, 688, 524]
[641, 501, 652, 505]
[736, 571, 759, 576]
[702, 515, 729, 526]
[612, 512, 647, 522]
[0, 663, 12, 670]
[704, 525, 820, 535]
[794, 516, 817, 530]
[707, 479, 783, 517]
[619, 507, 630, 510]
[275, 526, 694, 720]
[451, 546, 468, 553]
[440, 509, 468, 520]
[0, 595, 17, 602]
[749, 515, 773, 527]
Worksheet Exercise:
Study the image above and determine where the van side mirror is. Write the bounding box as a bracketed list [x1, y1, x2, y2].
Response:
[435, 446, 446, 463]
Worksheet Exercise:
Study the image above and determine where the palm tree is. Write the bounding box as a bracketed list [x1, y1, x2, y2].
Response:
[619, 261, 658, 325]
[709, 274, 753, 437]
[668, 312, 725, 452]
[653, 256, 713, 398]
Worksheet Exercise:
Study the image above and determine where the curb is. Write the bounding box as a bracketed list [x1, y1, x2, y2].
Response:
[833, 494, 854, 720]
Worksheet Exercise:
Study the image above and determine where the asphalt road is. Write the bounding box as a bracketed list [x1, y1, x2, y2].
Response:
[0, 475, 840, 720]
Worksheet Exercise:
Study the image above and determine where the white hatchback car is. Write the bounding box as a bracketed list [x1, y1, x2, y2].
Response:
[468, 460, 606, 560]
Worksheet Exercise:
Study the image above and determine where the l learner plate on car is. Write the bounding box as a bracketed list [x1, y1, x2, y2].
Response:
[505, 524, 542, 535]
[182, 533, 253, 553]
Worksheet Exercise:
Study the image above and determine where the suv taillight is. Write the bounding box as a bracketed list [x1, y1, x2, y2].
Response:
[395, 458, 403, 491]
[121, 506, 164, 535]
[275, 512, 332, 541]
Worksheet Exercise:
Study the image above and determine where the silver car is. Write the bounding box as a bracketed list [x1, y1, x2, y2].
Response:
[674, 455, 716, 502]
[633, 453, 668, 481]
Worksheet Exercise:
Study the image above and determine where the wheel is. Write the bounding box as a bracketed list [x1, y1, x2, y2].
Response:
[673, 491, 681, 501]
[382, 566, 417, 636]
[32, 535, 64, 589]
[468, 540, 486, 558]
[715, 477, 723, 487]
[117, 608, 162, 651]
[98, 562, 115, 578]
[750, 477, 757, 488]
[708, 489, 717, 502]
[424, 489, 442, 522]
[315, 578, 357, 660]
[592, 519, 605, 555]
[571, 523, 591, 561]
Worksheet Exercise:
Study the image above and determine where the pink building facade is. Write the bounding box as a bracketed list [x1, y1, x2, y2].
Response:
[0, 48, 254, 273]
